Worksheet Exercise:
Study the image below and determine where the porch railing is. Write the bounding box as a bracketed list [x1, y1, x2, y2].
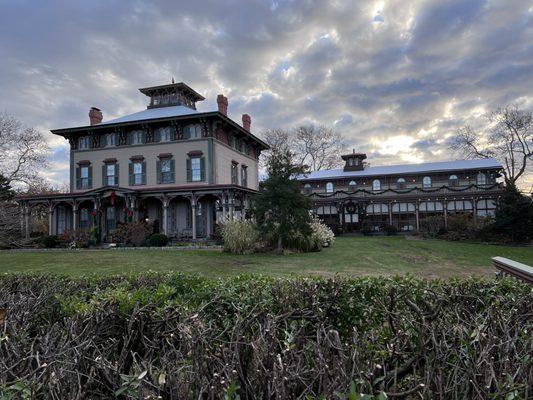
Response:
[493, 257, 533, 284]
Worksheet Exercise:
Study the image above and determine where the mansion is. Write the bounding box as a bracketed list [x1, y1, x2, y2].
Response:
[297, 152, 504, 232]
[17, 82, 268, 240]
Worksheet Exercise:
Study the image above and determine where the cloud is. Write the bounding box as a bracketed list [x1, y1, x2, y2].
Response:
[0, 0, 531, 188]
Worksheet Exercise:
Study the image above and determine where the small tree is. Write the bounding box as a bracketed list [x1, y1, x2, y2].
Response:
[254, 148, 312, 253]
[493, 185, 533, 243]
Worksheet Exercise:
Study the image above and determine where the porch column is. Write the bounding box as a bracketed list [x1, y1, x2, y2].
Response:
[443, 201, 448, 228]
[24, 206, 30, 239]
[162, 199, 168, 235]
[191, 199, 197, 240]
[48, 204, 55, 235]
[222, 193, 227, 222]
[72, 203, 78, 231]
[415, 202, 420, 231]
[388, 202, 393, 225]
[228, 193, 235, 221]
[472, 197, 477, 222]
[206, 201, 213, 237]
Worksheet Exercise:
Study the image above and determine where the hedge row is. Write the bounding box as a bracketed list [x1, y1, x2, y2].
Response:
[0, 273, 531, 399]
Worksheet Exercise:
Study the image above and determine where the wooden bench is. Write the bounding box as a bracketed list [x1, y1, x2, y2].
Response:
[492, 257, 533, 284]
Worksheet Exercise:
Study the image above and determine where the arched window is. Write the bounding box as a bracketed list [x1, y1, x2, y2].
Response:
[449, 174, 458, 186]
[372, 179, 381, 191]
[304, 183, 311, 194]
[349, 180, 357, 192]
[326, 182, 334, 193]
[423, 176, 432, 188]
[476, 172, 487, 186]
[397, 177, 406, 189]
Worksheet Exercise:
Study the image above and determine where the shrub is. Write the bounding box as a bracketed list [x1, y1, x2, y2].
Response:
[221, 219, 261, 254]
[383, 224, 398, 236]
[149, 233, 169, 247]
[285, 229, 322, 252]
[114, 222, 151, 247]
[310, 216, 335, 247]
[419, 215, 445, 238]
[41, 235, 59, 248]
[59, 229, 90, 248]
[0, 274, 529, 399]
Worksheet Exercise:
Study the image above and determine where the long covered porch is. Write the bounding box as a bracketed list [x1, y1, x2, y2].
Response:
[16, 186, 255, 242]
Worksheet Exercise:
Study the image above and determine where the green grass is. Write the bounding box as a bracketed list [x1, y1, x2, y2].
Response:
[1, 236, 532, 278]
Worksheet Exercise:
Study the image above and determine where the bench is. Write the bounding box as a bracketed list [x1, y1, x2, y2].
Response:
[492, 256, 533, 285]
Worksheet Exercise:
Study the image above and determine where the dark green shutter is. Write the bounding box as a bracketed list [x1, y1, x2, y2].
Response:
[186, 159, 192, 182]
[141, 130, 146, 144]
[88, 166, 93, 188]
[102, 164, 106, 186]
[141, 161, 146, 185]
[100, 134, 107, 148]
[156, 160, 161, 184]
[76, 167, 81, 190]
[200, 157, 206, 181]
[155, 129, 161, 142]
[128, 162, 134, 185]
[115, 164, 119, 186]
[170, 159, 175, 183]
[127, 132, 132, 145]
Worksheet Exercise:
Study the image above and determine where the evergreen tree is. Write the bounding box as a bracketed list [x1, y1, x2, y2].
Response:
[254, 148, 312, 253]
[494, 184, 533, 243]
[0, 174, 14, 201]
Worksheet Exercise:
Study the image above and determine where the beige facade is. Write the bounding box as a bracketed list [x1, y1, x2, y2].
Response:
[213, 141, 259, 189]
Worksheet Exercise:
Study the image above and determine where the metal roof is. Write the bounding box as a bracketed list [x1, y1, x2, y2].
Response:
[98, 105, 202, 125]
[297, 158, 502, 180]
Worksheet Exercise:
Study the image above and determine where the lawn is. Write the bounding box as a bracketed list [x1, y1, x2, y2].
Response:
[1, 236, 532, 278]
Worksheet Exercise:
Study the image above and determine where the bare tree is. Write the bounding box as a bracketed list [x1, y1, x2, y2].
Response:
[0, 112, 50, 187]
[450, 106, 532, 187]
[261, 125, 346, 171]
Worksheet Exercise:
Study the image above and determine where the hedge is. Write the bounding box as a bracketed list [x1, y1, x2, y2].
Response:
[0, 273, 531, 399]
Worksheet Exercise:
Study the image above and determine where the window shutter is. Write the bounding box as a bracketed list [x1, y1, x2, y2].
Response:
[156, 160, 161, 184]
[115, 164, 119, 186]
[101, 134, 107, 148]
[88, 166, 93, 188]
[141, 130, 146, 144]
[102, 164, 106, 186]
[186, 159, 192, 182]
[170, 159, 175, 183]
[200, 157, 206, 181]
[155, 129, 161, 143]
[128, 162, 133, 186]
[184, 126, 190, 140]
[76, 167, 81, 190]
[127, 132, 132, 145]
[141, 161, 146, 185]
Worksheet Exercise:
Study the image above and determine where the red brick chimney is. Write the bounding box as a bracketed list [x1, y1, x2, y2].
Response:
[217, 94, 228, 116]
[89, 107, 103, 125]
[242, 114, 251, 131]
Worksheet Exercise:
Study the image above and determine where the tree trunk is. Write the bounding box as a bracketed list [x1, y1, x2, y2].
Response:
[277, 235, 283, 254]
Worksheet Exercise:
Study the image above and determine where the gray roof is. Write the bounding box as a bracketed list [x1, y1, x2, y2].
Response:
[100, 105, 203, 125]
[297, 158, 502, 180]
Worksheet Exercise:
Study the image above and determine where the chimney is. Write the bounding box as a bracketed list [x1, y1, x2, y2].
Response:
[242, 114, 251, 131]
[89, 107, 103, 125]
[217, 94, 228, 116]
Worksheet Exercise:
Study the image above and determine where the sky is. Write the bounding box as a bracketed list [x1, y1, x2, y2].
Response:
[0, 0, 532, 189]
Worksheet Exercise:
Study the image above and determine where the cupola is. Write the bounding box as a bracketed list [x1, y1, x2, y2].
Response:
[342, 150, 367, 171]
[139, 81, 205, 110]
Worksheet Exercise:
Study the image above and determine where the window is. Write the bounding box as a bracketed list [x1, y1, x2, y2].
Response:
[229, 135, 237, 149]
[349, 180, 357, 192]
[185, 124, 202, 139]
[241, 165, 248, 187]
[187, 157, 205, 182]
[304, 183, 312, 194]
[156, 127, 172, 142]
[162, 94, 169, 105]
[419, 201, 444, 212]
[130, 130, 145, 145]
[130, 161, 145, 185]
[476, 172, 487, 186]
[372, 179, 381, 191]
[159, 158, 174, 184]
[231, 163, 238, 184]
[397, 178, 406, 189]
[105, 164, 118, 186]
[477, 199, 497, 217]
[326, 182, 334, 193]
[366, 203, 388, 214]
[449, 174, 458, 186]
[153, 95, 161, 106]
[348, 158, 354, 166]
[104, 133, 116, 147]
[423, 176, 432, 188]
[106, 207, 116, 231]
[80, 208, 91, 229]
[80, 166, 90, 189]
[447, 200, 473, 213]
[78, 136, 90, 149]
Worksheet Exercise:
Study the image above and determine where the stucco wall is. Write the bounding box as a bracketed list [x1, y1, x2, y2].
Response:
[213, 141, 259, 189]
[71, 139, 209, 192]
